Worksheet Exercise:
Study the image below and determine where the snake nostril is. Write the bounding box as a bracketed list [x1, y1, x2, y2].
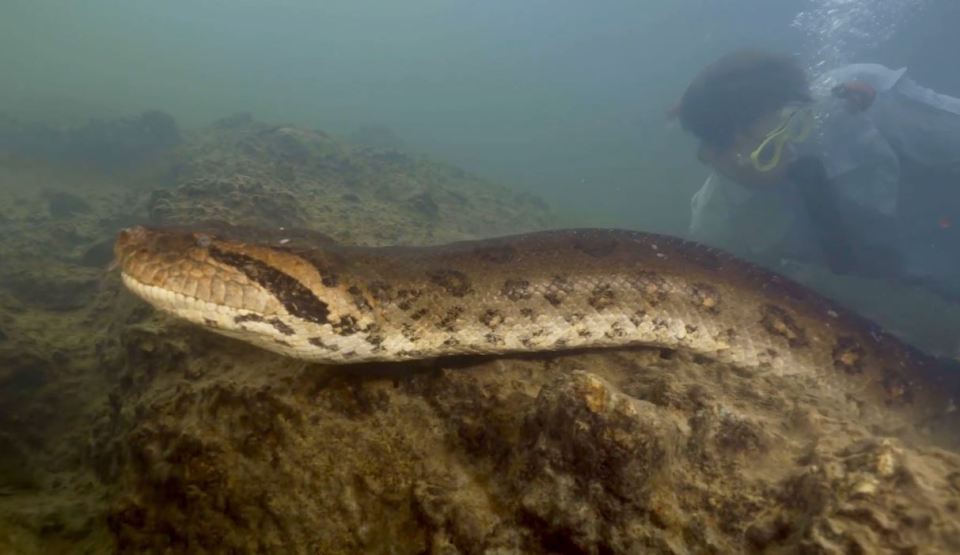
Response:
[117, 226, 139, 247]
[115, 227, 147, 264]
[120, 225, 147, 240]
[195, 233, 212, 248]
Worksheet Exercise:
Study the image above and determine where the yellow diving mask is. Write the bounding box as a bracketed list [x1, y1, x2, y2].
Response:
[743, 105, 814, 172]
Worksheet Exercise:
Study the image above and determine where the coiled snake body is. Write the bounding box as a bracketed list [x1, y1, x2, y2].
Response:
[115, 224, 960, 443]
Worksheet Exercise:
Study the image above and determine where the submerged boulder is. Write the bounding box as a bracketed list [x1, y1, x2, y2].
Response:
[0, 110, 181, 170]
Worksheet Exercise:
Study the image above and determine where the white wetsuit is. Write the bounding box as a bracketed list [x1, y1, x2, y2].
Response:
[688, 64, 960, 288]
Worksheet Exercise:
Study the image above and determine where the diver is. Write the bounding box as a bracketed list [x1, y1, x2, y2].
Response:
[672, 50, 960, 301]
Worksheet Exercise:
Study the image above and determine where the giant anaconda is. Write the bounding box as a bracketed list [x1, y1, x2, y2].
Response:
[115, 223, 960, 442]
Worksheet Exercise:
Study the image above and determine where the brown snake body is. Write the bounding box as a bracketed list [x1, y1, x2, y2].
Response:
[115, 224, 960, 445]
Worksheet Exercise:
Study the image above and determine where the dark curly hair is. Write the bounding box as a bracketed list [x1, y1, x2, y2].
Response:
[677, 50, 811, 149]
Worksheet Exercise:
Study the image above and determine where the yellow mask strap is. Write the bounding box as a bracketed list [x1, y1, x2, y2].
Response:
[748, 107, 813, 172]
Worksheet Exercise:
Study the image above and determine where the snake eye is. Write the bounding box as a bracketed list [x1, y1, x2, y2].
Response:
[195, 234, 212, 248]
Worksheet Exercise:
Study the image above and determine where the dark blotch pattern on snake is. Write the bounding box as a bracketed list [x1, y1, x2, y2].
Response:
[114, 224, 960, 447]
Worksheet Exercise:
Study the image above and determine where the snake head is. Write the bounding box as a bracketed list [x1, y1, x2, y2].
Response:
[114, 225, 364, 360]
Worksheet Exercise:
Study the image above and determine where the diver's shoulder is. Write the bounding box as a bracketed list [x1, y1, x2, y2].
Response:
[813, 63, 907, 94]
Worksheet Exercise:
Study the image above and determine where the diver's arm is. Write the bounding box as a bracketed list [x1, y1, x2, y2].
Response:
[881, 76, 960, 172]
[788, 157, 858, 274]
[688, 173, 740, 249]
[788, 156, 903, 278]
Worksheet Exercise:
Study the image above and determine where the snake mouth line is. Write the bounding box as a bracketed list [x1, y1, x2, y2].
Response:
[120, 272, 364, 362]
[120, 272, 260, 338]
[122, 273, 226, 317]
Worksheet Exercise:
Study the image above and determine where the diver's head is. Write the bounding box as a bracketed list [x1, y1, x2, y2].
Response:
[677, 50, 813, 188]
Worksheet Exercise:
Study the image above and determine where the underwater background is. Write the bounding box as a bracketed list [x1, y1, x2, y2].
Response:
[2, 0, 960, 553]
[2, 0, 954, 232]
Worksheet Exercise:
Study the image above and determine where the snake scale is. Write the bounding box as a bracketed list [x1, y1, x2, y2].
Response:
[115, 223, 960, 443]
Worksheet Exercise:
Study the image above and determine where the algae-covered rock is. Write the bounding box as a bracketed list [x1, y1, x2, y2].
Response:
[44, 191, 92, 219]
[145, 117, 551, 245]
[0, 110, 180, 171]
[0, 432, 37, 491]
[347, 124, 406, 150]
[101, 343, 960, 553]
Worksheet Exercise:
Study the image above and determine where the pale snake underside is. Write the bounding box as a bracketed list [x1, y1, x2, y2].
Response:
[114, 224, 960, 445]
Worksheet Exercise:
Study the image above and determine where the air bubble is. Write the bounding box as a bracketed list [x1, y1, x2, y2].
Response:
[792, 0, 929, 71]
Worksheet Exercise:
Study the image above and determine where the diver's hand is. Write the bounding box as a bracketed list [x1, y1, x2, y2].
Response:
[831, 81, 876, 113]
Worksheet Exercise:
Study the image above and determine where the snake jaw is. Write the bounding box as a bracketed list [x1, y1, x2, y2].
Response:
[117, 224, 273, 318]
[114, 225, 374, 361]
